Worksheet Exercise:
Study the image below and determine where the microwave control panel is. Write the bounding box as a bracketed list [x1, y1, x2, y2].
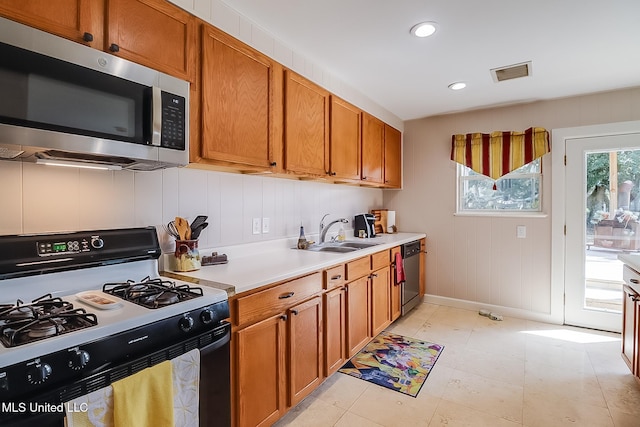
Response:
[161, 91, 186, 150]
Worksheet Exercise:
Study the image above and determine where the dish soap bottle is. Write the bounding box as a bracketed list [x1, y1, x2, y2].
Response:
[337, 224, 346, 242]
[297, 224, 308, 249]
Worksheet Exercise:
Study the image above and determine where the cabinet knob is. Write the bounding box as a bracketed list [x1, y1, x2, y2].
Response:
[279, 314, 288, 321]
[362, 176, 368, 180]
[82, 32, 94, 42]
[630, 278, 639, 284]
[291, 309, 299, 316]
[270, 162, 277, 167]
[369, 273, 378, 279]
[331, 275, 342, 281]
[109, 43, 120, 53]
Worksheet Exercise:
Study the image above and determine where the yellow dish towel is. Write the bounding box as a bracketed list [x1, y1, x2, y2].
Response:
[112, 360, 174, 427]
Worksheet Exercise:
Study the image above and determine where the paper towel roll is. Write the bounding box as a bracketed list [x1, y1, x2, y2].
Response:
[387, 211, 396, 232]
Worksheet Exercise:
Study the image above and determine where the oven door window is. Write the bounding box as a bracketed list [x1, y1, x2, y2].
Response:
[0, 42, 147, 145]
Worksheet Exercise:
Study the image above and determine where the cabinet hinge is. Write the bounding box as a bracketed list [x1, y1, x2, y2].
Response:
[564, 155, 567, 166]
[564, 225, 566, 235]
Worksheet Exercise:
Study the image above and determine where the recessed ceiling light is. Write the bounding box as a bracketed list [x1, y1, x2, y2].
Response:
[448, 82, 467, 91]
[410, 22, 437, 38]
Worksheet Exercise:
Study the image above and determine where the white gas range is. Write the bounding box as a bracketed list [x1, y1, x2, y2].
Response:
[0, 227, 230, 426]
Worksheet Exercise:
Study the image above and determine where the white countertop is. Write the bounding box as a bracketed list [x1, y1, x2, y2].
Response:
[163, 232, 425, 296]
[619, 253, 640, 273]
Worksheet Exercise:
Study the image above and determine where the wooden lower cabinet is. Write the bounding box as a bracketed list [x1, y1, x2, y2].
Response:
[235, 313, 286, 427]
[288, 296, 323, 406]
[370, 266, 391, 336]
[346, 276, 370, 357]
[324, 286, 347, 376]
[234, 295, 323, 427]
[622, 285, 639, 376]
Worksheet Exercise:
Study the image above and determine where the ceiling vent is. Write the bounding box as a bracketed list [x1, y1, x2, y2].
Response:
[490, 61, 532, 83]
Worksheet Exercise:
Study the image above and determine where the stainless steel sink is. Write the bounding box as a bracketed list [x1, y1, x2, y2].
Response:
[306, 246, 358, 253]
[300, 241, 380, 253]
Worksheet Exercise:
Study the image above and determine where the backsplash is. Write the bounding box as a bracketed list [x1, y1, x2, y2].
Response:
[0, 162, 383, 252]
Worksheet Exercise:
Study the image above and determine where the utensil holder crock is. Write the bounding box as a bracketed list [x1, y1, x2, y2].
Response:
[170, 239, 201, 272]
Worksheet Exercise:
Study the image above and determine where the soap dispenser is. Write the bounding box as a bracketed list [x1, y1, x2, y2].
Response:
[297, 223, 308, 249]
[337, 224, 346, 242]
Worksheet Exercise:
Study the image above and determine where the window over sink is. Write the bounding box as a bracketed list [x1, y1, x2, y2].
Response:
[457, 158, 542, 213]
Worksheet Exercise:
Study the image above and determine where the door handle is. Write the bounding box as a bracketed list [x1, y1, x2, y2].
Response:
[630, 278, 639, 284]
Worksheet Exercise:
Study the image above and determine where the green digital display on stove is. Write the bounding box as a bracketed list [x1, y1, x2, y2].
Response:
[52, 242, 66, 252]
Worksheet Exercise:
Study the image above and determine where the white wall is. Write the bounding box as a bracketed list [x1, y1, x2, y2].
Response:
[0, 163, 383, 253]
[384, 87, 640, 322]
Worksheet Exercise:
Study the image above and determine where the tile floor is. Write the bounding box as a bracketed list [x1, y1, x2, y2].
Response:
[273, 303, 640, 427]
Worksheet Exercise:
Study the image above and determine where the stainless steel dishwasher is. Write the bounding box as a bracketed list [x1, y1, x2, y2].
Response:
[401, 240, 422, 315]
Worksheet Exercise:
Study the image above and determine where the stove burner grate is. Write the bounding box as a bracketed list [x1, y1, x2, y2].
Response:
[102, 277, 203, 309]
[0, 294, 98, 348]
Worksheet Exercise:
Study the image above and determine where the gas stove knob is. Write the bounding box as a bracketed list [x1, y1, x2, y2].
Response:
[179, 315, 194, 332]
[26, 363, 52, 385]
[91, 237, 104, 249]
[200, 308, 215, 324]
[69, 350, 90, 370]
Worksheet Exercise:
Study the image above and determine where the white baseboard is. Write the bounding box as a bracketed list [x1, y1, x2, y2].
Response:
[423, 294, 564, 325]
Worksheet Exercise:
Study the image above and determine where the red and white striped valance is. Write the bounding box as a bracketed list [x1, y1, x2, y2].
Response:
[451, 127, 550, 181]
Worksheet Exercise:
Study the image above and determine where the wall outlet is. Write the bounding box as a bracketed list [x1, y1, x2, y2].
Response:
[262, 217, 270, 234]
[252, 218, 261, 235]
[517, 225, 526, 238]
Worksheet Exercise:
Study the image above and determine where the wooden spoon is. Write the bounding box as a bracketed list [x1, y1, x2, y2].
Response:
[174, 216, 191, 240]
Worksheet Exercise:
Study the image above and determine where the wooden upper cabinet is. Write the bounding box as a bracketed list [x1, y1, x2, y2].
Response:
[284, 70, 330, 176]
[384, 125, 402, 188]
[106, 0, 196, 81]
[361, 112, 385, 184]
[329, 96, 361, 181]
[199, 24, 279, 170]
[0, 0, 104, 47]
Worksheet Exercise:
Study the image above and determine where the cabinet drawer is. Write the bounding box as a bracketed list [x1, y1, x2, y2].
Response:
[371, 250, 390, 270]
[324, 264, 345, 289]
[346, 257, 370, 281]
[234, 272, 322, 326]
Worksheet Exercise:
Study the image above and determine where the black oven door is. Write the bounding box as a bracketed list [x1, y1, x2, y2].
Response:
[1, 322, 231, 427]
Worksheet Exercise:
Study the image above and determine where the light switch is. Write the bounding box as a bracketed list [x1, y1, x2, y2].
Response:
[252, 218, 261, 235]
[517, 225, 526, 238]
[262, 217, 270, 234]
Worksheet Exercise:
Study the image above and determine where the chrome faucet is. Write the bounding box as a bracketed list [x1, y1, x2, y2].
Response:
[319, 214, 349, 243]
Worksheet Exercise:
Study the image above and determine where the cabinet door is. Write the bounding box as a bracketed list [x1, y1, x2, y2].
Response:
[330, 96, 361, 180]
[390, 246, 402, 321]
[622, 286, 638, 374]
[346, 276, 370, 357]
[384, 124, 402, 188]
[106, 0, 196, 81]
[324, 286, 346, 376]
[288, 296, 323, 406]
[284, 70, 330, 176]
[200, 24, 276, 169]
[0, 0, 104, 47]
[361, 112, 384, 184]
[235, 314, 286, 427]
[371, 266, 391, 336]
[419, 238, 426, 297]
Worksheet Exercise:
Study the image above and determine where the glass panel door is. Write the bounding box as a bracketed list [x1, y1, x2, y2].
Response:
[565, 133, 640, 332]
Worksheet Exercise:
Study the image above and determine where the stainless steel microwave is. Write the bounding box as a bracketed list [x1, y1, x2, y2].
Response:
[0, 17, 189, 171]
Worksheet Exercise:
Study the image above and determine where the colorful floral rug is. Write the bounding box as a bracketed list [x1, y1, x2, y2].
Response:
[338, 331, 444, 397]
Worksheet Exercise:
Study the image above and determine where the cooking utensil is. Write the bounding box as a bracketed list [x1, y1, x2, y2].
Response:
[174, 216, 191, 240]
[163, 223, 180, 239]
[190, 215, 208, 233]
[191, 222, 208, 239]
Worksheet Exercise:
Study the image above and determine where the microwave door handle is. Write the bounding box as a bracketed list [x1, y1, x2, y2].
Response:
[150, 86, 162, 146]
